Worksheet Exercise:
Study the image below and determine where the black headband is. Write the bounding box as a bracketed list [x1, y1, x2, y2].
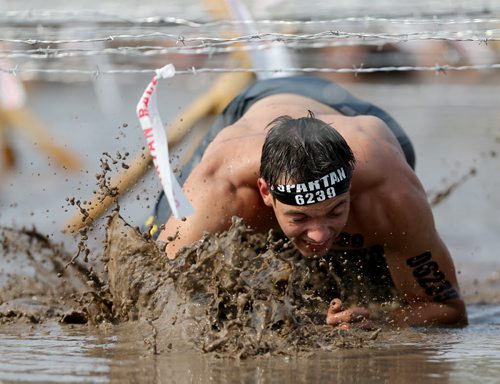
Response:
[269, 167, 351, 206]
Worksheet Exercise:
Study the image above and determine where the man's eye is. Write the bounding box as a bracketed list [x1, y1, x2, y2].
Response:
[291, 216, 306, 223]
[329, 209, 344, 217]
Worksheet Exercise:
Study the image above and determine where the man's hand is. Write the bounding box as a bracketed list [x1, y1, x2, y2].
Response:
[326, 298, 370, 329]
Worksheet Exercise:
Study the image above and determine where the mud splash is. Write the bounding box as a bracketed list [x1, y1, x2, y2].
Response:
[104, 213, 402, 357]
[0, 211, 400, 357]
[0, 225, 112, 325]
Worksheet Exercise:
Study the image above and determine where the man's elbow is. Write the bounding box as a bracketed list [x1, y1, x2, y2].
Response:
[395, 298, 468, 327]
[441, 298, 468, 326]
[421, 298, 468, 327]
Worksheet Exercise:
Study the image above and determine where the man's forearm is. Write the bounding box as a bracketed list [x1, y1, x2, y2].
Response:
[388, 299, 468, 327]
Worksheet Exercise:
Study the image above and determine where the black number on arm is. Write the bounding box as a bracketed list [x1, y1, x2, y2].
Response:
[406, 251, 432, 267]
[406, 251, 459, 303]
[412, 261, 440, 278]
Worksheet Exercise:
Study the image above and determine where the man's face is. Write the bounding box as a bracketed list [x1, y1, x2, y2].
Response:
[258, 178, 350, 257]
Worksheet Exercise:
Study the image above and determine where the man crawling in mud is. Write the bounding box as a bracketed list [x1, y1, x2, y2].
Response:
[153, 75, 468, 328]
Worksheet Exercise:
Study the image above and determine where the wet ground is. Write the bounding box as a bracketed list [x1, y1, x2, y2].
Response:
[1, 69, 500, 382]
[0, 305, 499, 383]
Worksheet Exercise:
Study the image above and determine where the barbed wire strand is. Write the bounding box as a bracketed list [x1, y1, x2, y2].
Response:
[2, 63, 500, 77]
[0, 29, 499, 46]
[0, 40, 400, 60]
[2, 10, 500, 27]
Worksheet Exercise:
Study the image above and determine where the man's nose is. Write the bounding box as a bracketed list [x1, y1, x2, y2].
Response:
[306, 224, 332, 243]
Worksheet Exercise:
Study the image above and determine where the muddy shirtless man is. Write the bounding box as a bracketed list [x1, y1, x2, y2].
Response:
[153, 75, 467, 328]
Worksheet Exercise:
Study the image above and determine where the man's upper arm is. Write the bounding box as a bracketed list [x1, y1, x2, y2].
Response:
[158, 157, 261, 258]
[158, 167, 234, 258]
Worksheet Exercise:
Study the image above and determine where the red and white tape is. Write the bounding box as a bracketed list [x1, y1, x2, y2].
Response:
[136, 64, 194, 218]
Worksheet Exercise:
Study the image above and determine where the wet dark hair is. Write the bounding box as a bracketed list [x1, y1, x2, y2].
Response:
[260, 111, 356, 186]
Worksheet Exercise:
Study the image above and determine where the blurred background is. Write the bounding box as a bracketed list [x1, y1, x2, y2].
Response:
[0, 0, 499, 295]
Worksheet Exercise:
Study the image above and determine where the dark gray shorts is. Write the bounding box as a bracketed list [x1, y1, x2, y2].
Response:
[147, 76, 415, 236]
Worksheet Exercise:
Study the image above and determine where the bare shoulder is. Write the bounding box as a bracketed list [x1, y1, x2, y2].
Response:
[159, 122, 266, 257]
[328, 114, 408, 188]
[195, 122, 264, 185]
[352, 150, 432, 248]
[342, 115, 405, 156]
[341, 115, 432, 240]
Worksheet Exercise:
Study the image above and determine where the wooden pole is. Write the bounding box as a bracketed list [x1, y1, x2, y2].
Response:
[0, 107, 82, 171]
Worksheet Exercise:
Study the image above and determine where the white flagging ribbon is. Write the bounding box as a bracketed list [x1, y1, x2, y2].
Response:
[0, 68, 26, 109]
[136, 63, 194, 218]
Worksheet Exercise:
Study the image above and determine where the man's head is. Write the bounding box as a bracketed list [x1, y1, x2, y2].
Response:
[258, 112, 356, 257]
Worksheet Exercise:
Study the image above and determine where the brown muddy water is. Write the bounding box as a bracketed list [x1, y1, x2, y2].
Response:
[1, 73, 500, 383]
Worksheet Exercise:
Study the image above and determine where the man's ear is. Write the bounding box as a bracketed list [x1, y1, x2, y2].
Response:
[257, 178, 274, 207]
